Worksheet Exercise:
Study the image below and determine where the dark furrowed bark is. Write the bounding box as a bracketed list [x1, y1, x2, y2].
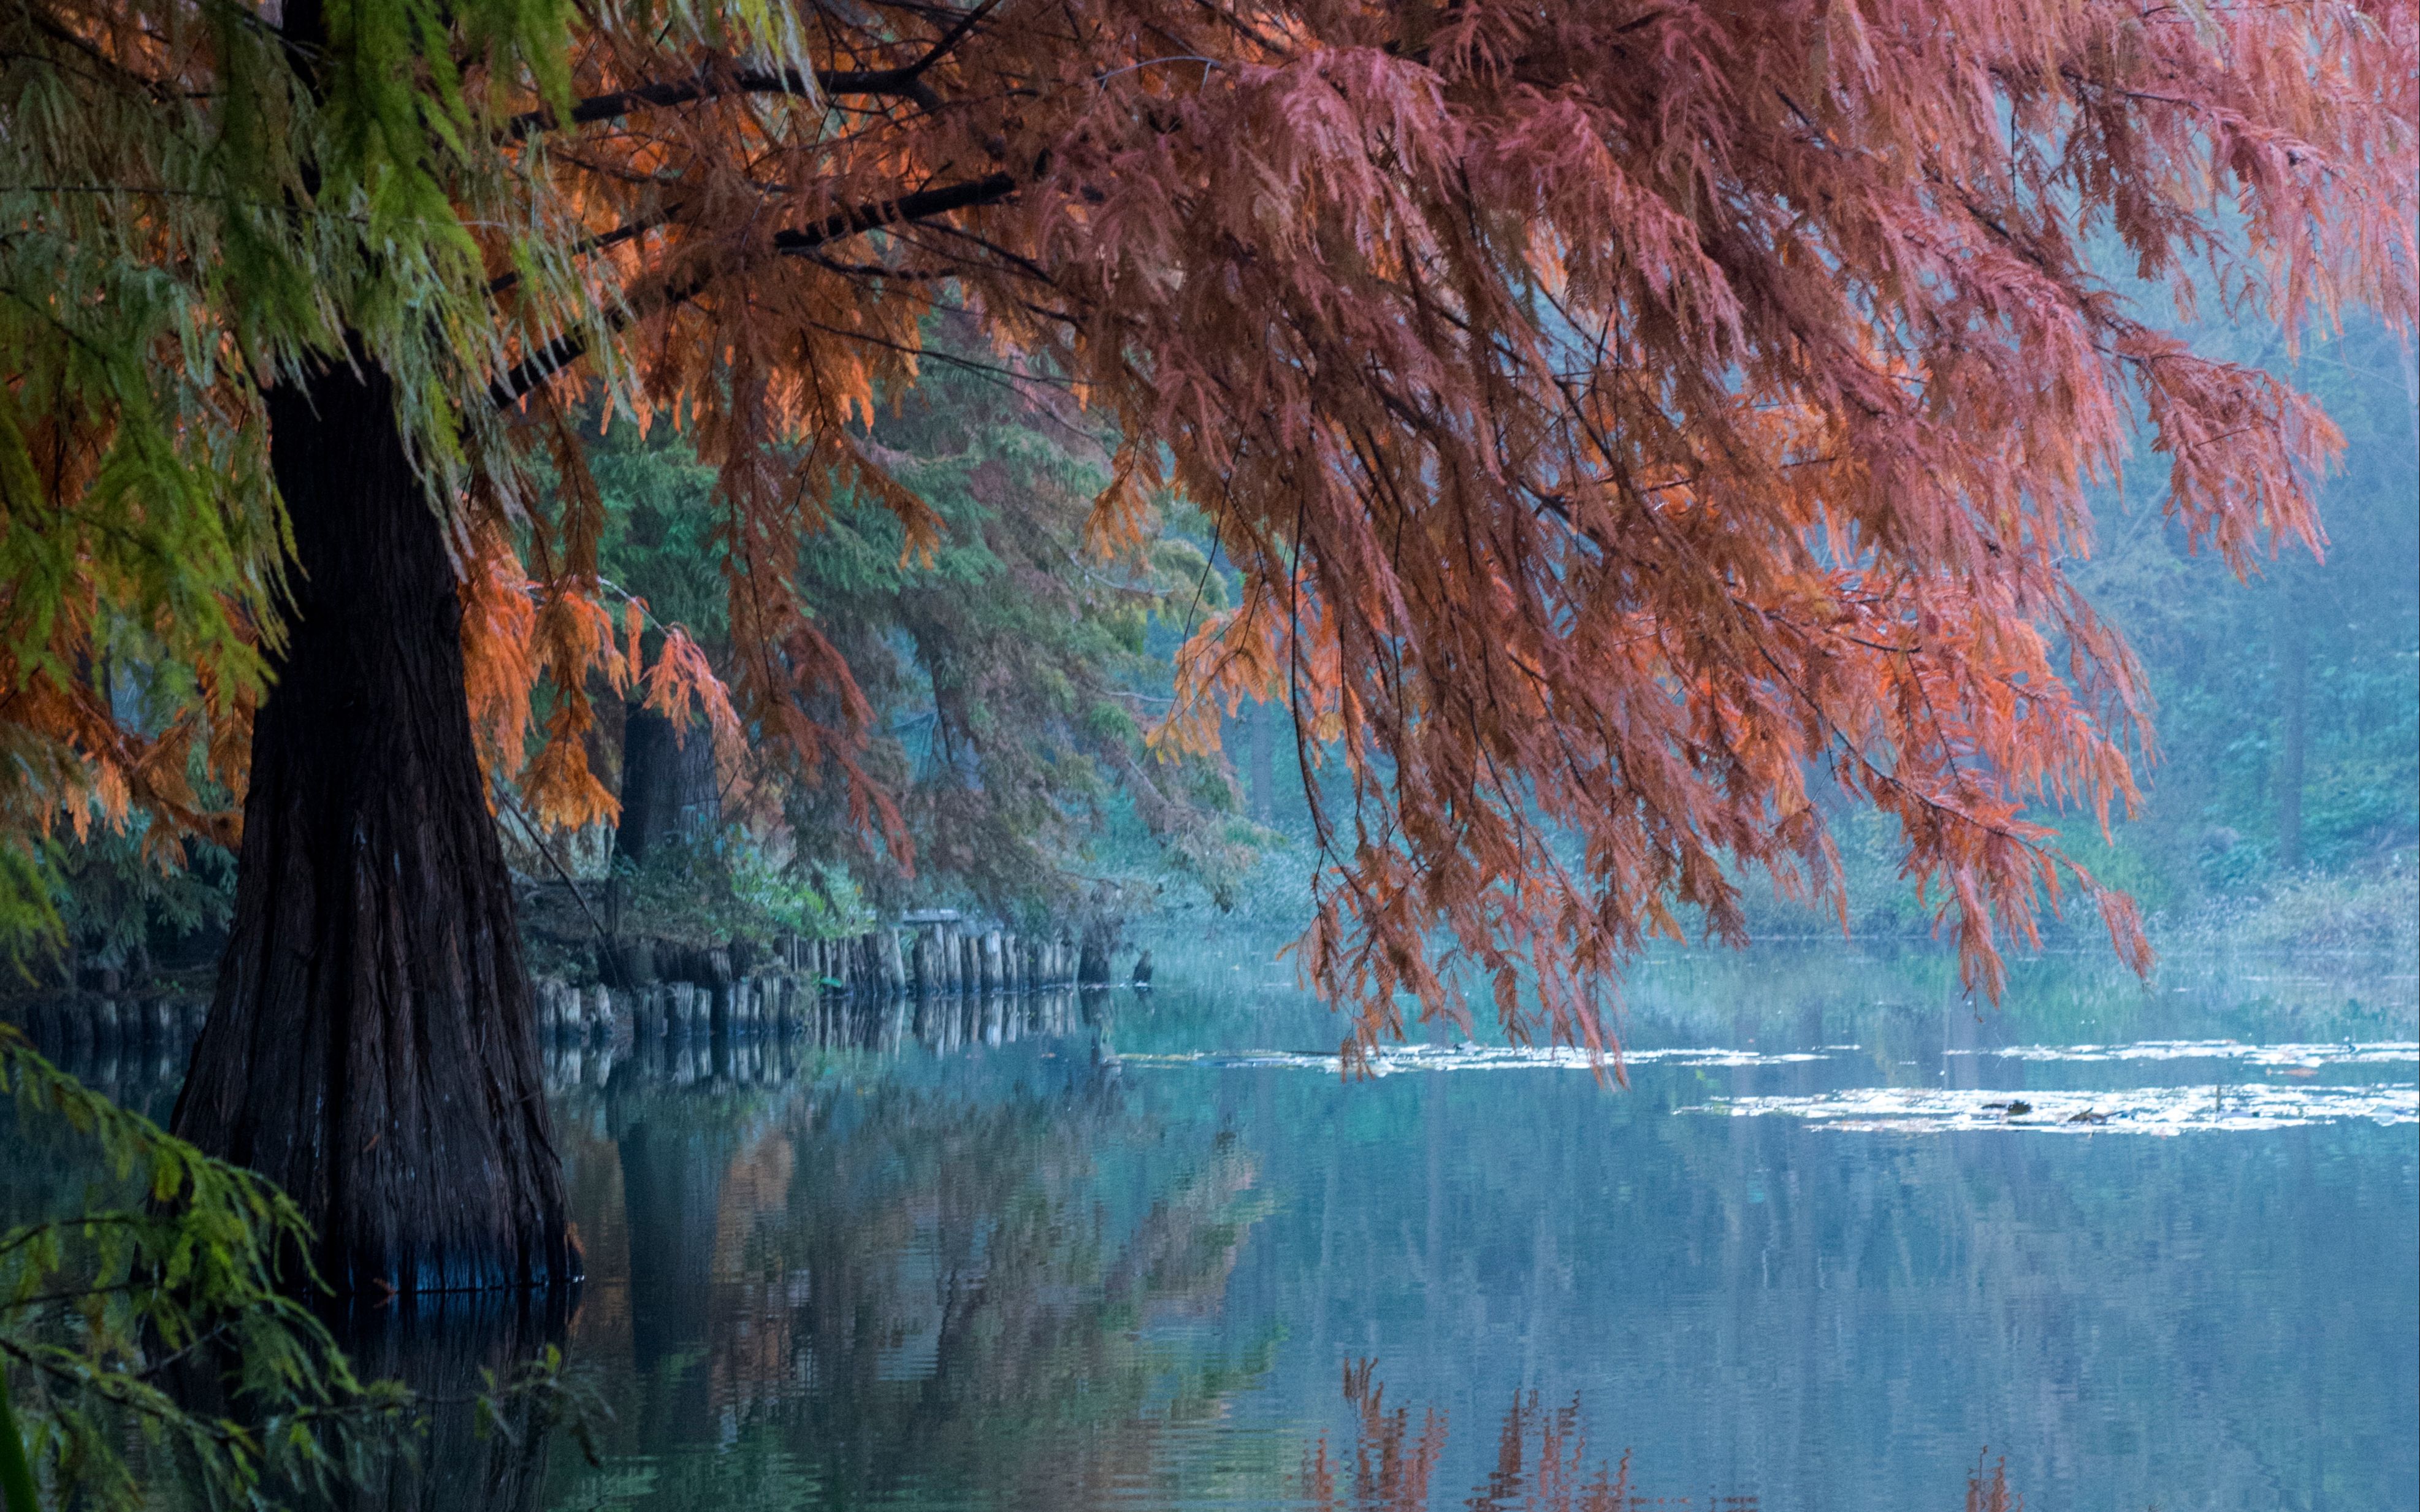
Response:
[173, 354, 577, 1295]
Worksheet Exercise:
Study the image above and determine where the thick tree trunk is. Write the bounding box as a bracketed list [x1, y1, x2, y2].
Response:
[613, 703, 717, 866]
[173, 356, 576, 1295]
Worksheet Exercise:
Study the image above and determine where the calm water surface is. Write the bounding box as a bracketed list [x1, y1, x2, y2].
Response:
[524, 940, 2418, 1511]
[28, 940, 2418, 1510]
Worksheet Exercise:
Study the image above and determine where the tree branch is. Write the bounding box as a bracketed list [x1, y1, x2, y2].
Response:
[768, 169, 1017, 255]
[486, 208, 675, 296]
[486, 171, 1020, 408]
[505, 0, 1005, 139]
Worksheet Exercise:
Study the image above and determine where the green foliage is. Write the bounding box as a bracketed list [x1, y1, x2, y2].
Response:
[613, 831, 868, 948]
[800, 351, 1254, 920]
[2162, 865, 2419, 958]
[584, 337, 1264, 927]
[47, 822, 235, 979]
[2067, 317, 2419, 895]
[0, 838, 61, 981]
[0, 1370, 34, 1512]
[0, 743, 239, 985]
[590, 428, 731, 646]
[0, 1028, 411, 1511]
[0, 0, 592, 964]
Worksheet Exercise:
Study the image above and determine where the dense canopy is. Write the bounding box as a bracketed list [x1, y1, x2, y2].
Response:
[4, 0, 2413, 1058]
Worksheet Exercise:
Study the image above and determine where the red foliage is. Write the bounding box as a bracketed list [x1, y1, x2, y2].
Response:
[479, 0, 2411, 1053]
[13, 0, 2410, 1048]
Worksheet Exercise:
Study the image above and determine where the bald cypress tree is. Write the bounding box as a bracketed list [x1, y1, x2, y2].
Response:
[2, 0, 2411, 1288]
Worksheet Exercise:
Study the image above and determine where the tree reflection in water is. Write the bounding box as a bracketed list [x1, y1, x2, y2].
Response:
[543, 991, 1281, 1511]
[16, 979, 2290, 1510]
[321, 1291, 573, 1512]
[1296, 1364, 2026, 1512]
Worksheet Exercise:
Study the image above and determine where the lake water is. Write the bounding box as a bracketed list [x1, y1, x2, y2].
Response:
[527, 939, 2417, 1512]
[23, 939, 2420, 1508]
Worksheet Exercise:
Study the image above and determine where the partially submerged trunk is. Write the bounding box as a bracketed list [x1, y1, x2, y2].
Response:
[174, 356, 576, 1294]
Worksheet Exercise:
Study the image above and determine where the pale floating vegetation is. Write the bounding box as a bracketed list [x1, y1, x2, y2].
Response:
[1116, 1044, 1832, 1074]
[1684, 1083, 2418, 1134]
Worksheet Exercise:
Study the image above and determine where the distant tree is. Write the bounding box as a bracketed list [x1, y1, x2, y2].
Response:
[773, 343, 1253, 922]
[2072, 317, 2419, 895]
[0, 0, 2408, 1288]
[582, 341, 1251, 928]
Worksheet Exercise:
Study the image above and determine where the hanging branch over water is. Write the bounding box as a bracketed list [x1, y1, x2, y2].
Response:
[3, 0, 2413, 1067]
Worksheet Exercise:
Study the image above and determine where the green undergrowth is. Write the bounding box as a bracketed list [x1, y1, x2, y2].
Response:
[0, 1030, 599, 1510]
[0, 1028, 408, 1509]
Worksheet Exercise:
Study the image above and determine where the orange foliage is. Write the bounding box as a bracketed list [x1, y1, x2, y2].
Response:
[0, 372, 260, 896]
[457, 513, 741, 832]
[460, 524, 541, 791]
[384, 0, 2420, 1047]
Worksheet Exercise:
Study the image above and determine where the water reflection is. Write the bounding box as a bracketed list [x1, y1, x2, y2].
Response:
[324, 1291, 571, 1512]
[1293, 1363, 2026, 1511]
[543, 996, 1280, 1511]
[521, 946, 2416, 1510]
[9, 1035, 197, 1125]
[7, 944, 2415, 1510]
[537, 986, 1102, 1093]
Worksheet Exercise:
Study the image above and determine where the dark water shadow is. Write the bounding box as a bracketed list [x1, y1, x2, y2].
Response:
[314, 1286, 578, 1512]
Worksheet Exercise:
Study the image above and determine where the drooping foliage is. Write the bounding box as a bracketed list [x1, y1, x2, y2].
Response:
[829, 360, 1248, 922]
[0, 1023, 605, 1508]
[0, 1028, 411, 1509]
[0, 0, 581, 950]
[2, 0, 2411, 1055]
[566, 334, 1252, 929]
[1717, 311, 2418, 942]
[666, 340, 1250, 923]
[2068, 316, 2418, 898]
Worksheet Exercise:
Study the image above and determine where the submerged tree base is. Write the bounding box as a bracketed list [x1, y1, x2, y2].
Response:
[173, 356, 577, 1296]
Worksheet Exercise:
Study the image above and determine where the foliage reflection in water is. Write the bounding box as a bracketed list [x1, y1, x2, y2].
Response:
[1291, 1361, 2024, 1512]
[512, 941, 2416, 1511]
[10, 941, 2415, 1509]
